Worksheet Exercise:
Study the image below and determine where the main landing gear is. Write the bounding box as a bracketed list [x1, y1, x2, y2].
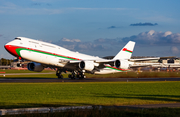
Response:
[56, 69, 64, 79]
[68, 71, 86, 79]
[56, 69, 86, 79]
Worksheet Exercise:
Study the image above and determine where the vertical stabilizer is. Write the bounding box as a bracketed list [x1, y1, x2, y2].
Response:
[113, 41, 135, 60]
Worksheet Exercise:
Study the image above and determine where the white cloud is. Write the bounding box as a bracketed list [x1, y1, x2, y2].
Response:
[148, 30, 155, 35]
[0, 7, 124, 15]
[0, 1, 62, 15]
[171, 46, 179, 54]
[164, 31, 172, 37]
[122, 30, 180, 45]
[71, 8, 129, 11]
[170, 33, 180, 43]
[0, 1, 132, 15]
[53, 30, 180, 54]
[53, 37, 112, 52]
[31, 0, 58, 3]
[61, 38, 81, 42]
[0, 6, 63, 15]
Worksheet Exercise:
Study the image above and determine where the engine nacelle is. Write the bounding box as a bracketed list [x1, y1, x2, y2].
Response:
[79, 61, 94, 71]
[27, 62, 44, 72]
[114, 60, 129, 69]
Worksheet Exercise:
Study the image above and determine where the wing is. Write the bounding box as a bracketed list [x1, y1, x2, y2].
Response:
[129, 57, 160, 62]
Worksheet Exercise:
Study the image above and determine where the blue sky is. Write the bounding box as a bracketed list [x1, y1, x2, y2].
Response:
[1, 0, 180, 59]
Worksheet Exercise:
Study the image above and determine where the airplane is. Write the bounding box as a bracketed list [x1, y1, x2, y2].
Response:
[4, 37, 158, 79]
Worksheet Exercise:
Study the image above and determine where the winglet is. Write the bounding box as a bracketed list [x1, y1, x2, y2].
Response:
[113, 41, 135, 60]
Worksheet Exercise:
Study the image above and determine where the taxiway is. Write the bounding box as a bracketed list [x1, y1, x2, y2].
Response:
[0, 77, 180, 83]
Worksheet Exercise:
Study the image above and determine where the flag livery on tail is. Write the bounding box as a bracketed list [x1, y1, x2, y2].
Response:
[113, 41, 135, 60]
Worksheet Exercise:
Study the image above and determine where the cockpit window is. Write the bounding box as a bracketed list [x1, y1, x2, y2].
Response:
[14, 38, 21, 40]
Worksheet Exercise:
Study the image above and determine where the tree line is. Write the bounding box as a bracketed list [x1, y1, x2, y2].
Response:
[0, 58, 13, 66]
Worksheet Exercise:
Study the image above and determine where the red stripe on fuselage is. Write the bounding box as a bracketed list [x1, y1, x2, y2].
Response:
[4, 45, 81, 60]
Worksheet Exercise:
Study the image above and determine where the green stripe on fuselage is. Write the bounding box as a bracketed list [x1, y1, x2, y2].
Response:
[15, 48, 77, 60]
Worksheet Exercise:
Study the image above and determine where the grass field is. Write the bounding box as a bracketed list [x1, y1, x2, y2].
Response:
[0, 69, 57, 78]
[0, 70, 180, 116]
[0, 69, 55, 73]
[0, 81, 180, 109]
[0, 69, 180, 110]
[0, 74, 57, 78]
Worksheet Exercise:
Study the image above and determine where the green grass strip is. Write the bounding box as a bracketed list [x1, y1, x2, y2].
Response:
[0, 81, 180, 109]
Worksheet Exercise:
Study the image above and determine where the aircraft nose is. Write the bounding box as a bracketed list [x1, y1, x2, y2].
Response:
[4, 44, 10, 52]
[4, 44, 19, 57]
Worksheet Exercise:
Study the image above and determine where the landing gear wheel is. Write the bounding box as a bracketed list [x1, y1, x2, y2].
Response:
[68, 74, 71, 78]
[57, 74, 63, 79]
[79, 75, 86, 79]
[76, 74, 80, 79]
[78, 72, 86, 79]
[68, 74, 75, 79]
[56, 69, 63, 79]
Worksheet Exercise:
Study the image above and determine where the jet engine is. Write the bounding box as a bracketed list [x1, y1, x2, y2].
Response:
[79, 61, 94, 71]
[114, 60, 129, 69]
[27, 62, 44, 72]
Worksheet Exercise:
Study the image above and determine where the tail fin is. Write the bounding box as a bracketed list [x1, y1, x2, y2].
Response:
[113, 41, 135, 60]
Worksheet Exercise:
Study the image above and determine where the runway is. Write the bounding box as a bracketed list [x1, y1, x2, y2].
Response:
[0, 77, 180, 83]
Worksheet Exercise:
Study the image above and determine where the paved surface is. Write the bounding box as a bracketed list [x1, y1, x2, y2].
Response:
[1, 72, 180, 83]
[110, 103, 180, 109]
[0, 77, 180, 83]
